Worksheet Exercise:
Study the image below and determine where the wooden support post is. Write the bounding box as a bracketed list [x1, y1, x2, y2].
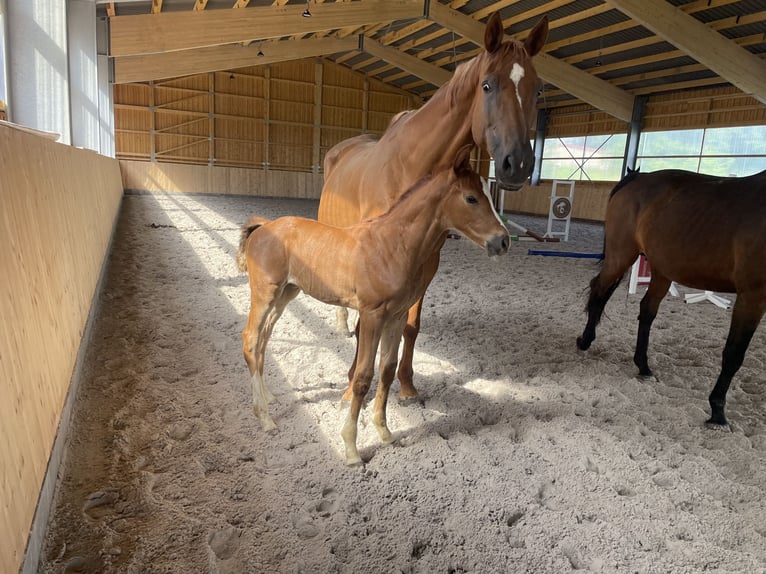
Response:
[313, 61, 323, 175]
[149, 80, 156, 162]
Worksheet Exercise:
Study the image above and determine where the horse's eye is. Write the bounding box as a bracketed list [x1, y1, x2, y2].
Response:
[482, 81, 491, 93]
[466, 195, 479, 205]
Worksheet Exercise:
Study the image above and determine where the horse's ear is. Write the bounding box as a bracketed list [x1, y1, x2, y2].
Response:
[484, 12, 505, 55]
[523, 15, 548, 57]
[453, 144, 473, 175]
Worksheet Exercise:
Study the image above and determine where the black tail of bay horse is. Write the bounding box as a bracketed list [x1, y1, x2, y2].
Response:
[577, 167, 766, 426]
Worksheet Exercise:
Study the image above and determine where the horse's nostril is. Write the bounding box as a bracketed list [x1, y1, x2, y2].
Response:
[502, 237, 509, 251]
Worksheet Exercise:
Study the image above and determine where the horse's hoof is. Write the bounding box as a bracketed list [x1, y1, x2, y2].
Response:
[704, 421, 731, 432]
[375, 426, 394, 444]
[258, 415, 278, 434]
[398, 394, 424, 407]
[705, 415, 730, 430]
[345, 454, 363, 466]
[576, 337, 591, 351]
[636, 372, 655, 381]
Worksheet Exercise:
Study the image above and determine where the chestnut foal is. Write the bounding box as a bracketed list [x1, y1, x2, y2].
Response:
[237, 148, 509, 465]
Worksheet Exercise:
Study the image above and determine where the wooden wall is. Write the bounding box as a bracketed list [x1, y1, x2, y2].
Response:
[501, 180, 614, 222]
[0, 124, 123, 574]
[115, 57, 418, 194]
[546, 85, 766, 138]
[120, 159, 323, 198]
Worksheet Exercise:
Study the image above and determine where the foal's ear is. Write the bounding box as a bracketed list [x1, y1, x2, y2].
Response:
[453, 144, 474, 175]
[524, 15, 548, 57]
[484, 12, 505, 55]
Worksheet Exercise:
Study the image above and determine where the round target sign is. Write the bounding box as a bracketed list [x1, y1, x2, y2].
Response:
[551, 197, 572, 219]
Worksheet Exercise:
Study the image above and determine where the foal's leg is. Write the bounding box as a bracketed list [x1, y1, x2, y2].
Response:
[633, 274, 672, 376]
[243, 288, 280, 431]
[341, 318, 361, 402]
[340, 313, 383, 465]
[372, 317, 407, 444]
[707, 292, 764, 426]
[576, 250, 639, 351]
[397, 298, 425, 399]
[243, 284, 299, 432]
[335, 306, 352, 337]
[397, 252, 442, 399]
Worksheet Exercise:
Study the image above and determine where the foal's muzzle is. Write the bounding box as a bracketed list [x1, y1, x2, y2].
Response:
[487, 233, 510, 256]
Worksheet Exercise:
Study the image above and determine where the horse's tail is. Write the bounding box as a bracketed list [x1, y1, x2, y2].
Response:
[236, 216, 270, 272]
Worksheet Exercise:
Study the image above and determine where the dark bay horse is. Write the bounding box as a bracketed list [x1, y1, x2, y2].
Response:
[577, 168, 766, 426]
[237, 148, 508, 465]
[318, 12, 548, 400]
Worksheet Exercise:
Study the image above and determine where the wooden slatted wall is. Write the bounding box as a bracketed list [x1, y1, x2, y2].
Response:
[546, 86, 766, 138]
[0, 124, 123, 574]
[115, 58, 417, 197]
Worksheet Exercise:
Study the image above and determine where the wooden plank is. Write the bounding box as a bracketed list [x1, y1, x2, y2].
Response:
[110, 0, 424, 57]
[115, 36, 357, 84]
[362, 38, 452, 87]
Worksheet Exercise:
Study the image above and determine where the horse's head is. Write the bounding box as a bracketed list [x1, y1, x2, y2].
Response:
[443, 146, 509, 256]
[472, 13, 548, 190]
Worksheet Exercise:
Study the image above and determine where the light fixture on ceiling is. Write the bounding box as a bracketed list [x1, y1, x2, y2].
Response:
[257, 48, 264, 57]
[229, 73, 235, 80]
[302, 0, 311, 17]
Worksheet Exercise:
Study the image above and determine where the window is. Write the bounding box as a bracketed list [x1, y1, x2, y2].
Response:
[637, 126, 766, 176]
[540, 134, 627, 181]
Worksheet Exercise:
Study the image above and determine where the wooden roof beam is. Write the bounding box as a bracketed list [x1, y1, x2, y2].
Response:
[110, 0, 425, 57]
[428, 2, 634, 121]
[361, 37, 452, 87]
[607, 0, 766, 104]
[114, 36, 358, 84]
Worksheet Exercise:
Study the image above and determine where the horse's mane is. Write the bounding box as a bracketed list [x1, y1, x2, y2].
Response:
[609, 167, 641, 199]
[378, 39, 528, 140]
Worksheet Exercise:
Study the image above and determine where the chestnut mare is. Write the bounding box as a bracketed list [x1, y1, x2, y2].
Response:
[577, 168, 766, 426]
[237, 148, 509, 465]
[318, 12, 548, 401]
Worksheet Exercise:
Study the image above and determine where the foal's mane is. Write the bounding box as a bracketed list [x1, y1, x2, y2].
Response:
[364, 174, 436, 224]
[387, 174, 433, 213]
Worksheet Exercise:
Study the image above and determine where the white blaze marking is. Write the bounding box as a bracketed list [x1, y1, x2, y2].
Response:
[510, 62, 525, 108]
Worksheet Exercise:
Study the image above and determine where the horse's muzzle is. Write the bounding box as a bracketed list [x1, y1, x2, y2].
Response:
[487, 233, 509, 256]
[494, 143, 535, 189]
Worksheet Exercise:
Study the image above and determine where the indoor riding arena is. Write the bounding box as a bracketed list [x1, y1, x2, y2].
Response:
[2, 2, 766, 574]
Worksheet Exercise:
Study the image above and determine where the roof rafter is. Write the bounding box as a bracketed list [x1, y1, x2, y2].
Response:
[607, 0, 766, 104]
[361, 37, 452, 86]
[114, 36, 358, 84]
[110, 0, 424, 57]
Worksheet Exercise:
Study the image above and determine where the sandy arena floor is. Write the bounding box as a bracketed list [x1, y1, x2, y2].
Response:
[39, 192, 766, 574]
